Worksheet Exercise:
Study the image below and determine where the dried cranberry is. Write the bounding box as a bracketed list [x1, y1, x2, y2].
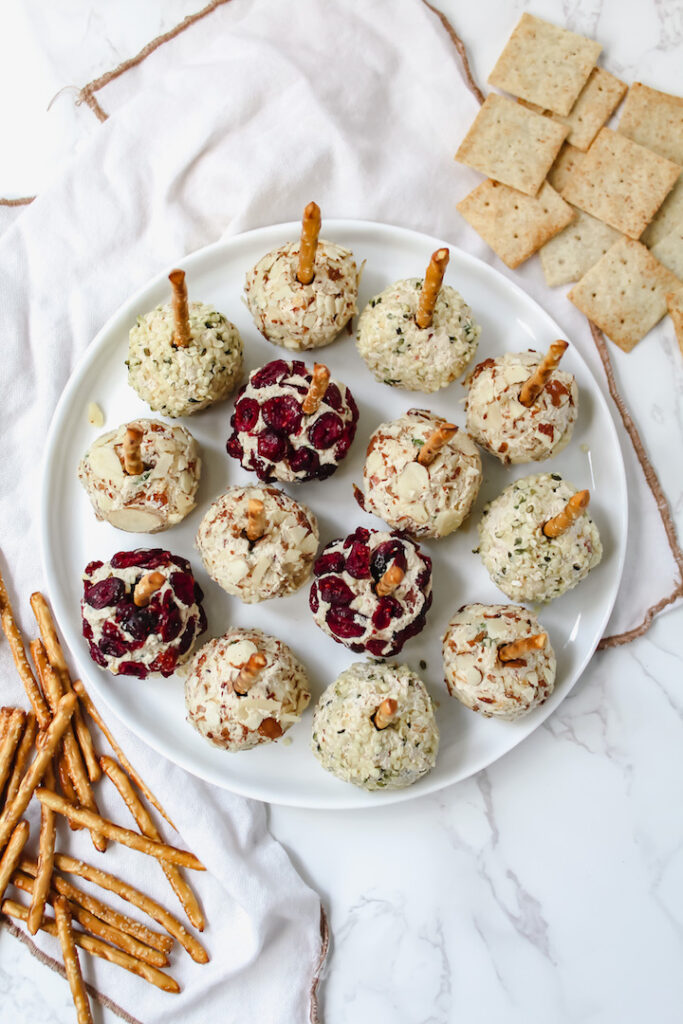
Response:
[309, 584, 319, 614]
[118, 661, 149, 679]
[318, 463, 337, 481]
[347, 392, 359, 421]
[99, 635, 128, 660]
[334, 425, 356, 460]
[170, 554, 192, 572]
[197, 605, 208, 635]
[308, 412, 344, 450]
[314, 550, 345, 576]
[344, 527, 370, 549]
[194, 581, 204, 604]
[372, 596, 403, 631]
[258, 430, 287, 462]
[159, 602, 182, 642]
[170, 572, 196, 607]
[85, 560, 104, 575]
[88, 641, 107, 667]
[323, 382, 342, 411]
[249, 456, 274, 481]
[345, 541, 371, 579]
[366, 637, 390, 657]
[251, 360, 290, 388]
[371, 540, 408, 582]
[84, 577, 125, 609]
[177, 619, 198, 655]
[289, 447, 319, 478]
[291, 360, 307, 378]
[120, 605, 157, 640]
[226, 435, 244, 461]
[149, 649, 178, 677]
[326, 605, 364, 639]
[262, 395, 302, 435]
[110, 549, 167, 570]
[318, 576, 354, 605]
[82, 619, 93, 641]
[416, 563, 432, 590]
[233, 397, 260, 432]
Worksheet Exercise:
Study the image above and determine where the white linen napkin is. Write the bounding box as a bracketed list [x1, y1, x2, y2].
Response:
[0, 0, 680, 1019]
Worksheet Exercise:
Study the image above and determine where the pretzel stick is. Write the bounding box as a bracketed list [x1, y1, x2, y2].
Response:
[30, 593, 101, 783]
[54, 895, 95, 1024]
[297, 201, 321, 285]
[72, 679, 175, 830]
[302, 363, 330, 415]
[519, 340, 568, 407]
[416, 247, 449, 329]
[542, 490, 590, 539]
[27, 802, 56, 934]
[0, 708, 8, 742]
[19, 857, 173, 955]
[0, 820, 29, 902]
[169, 268, 192, 348]
[0, 609, 50, 729]
[101, 756, 205, 931]
[54, 853, 209, 964]
[245, 499, 266, 542]
[0, 708, 26, 798]
[373, 699, 398, 730]
[416, 422, 457, 466]
[376, 564, 404, 597]
[133, 572, 165, 608]
[2, 899, 180, 993]
[0, 692, 76, 852]
[498, 633, 547, 664]
[4, 712, 37, 806]
[57, 755, 82, 822]
[233, 653, 267, 696]
[123, 426, 145, 475]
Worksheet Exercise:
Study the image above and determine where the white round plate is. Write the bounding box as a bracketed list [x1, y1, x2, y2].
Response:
[42, 221, 627, 809]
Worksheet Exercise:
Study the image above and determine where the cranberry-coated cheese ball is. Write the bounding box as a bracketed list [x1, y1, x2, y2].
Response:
[442, 604, 556, 719]
[478, 473, 602, 603]
[185, 627, 310, 752]
[78, 419, 201, 533]
[466, 351, 578, 464]
[81, 549, 207, 679]
[309, 527, 432, 657]
[226, 358, 358, 483]
[359, 409, 482, 538]
[311, 661, 439, 791]
[196, 485, 319, 603]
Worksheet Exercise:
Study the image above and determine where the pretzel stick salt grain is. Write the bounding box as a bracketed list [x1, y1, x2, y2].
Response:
[499, 633, 547, 663]
[169, 269, 192, 348]
[54, 895, 94, 1024]
[416, 248, 449, 329]
[302, 363, 331, 415]
[5, 713, 37, 806]
[0, 708, 26, 798]
[2, 899, 180, 993]
[71, 678, 175, 830]
[27, 802, 56, 934]
[54, 853, 209, 964]
[373, 699, 399, 730]
[233, 653, 267, 696]
[416, 423, 457, 466]
[297, 201, 321, 285]
[543, 490, 590, 539]
[245, 498, 266, 542]
[376, 564, 405, 597]
[0, 820, 29, 901]
[134, 572, 165, 607]
[0, 693, 76, 852]
[101, 756, 205, 931]
[519, 340, 568, 407]
[123, 426, 145, 475]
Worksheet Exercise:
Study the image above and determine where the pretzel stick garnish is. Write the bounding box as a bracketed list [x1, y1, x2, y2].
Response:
[123, 426, 145, 475]
[0, 708, 26, 798]
[54, 895, 95, 1024]
[297, 201, 321, 285]
[30, 593, 100, 783]
[2, 899, 180, 993]
[0, 820, 29, 902]
[416, 247, 449, 329]
[4, 713, 37, 806]
[169, 268, 192, 347]
[27, 802, 56, 934]
[416, 422, 457, 466]
[519, 340, 569, 407]
[372, 699, 399, 730]
[498, 633, 547, 664]
[101, 756, 205, 931]
[542, 490, 590, 539]
[72, 678, 175, 830]
[376, 564, 405, 597]
[302, 363, 330, 415]
[245, 498, 266, 542]
[233, 652, 267, 696]
[54, 853, 209, 964]
[0, 692, 76, 852]
[134, 572, 165, 608]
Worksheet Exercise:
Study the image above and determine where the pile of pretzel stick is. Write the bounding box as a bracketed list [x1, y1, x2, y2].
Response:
[0, 566, 208, 1022]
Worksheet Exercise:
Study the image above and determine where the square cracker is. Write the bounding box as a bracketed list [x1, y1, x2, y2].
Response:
[651, 224, 683, 279]
[540, 208, 621, 287]
[561, 128, 681, 239]
[568, 237, 679, 351]
[641, 176, 683, 247]
[457, 180, 575, 269]
[488, 13, 601, 116]
[520, 68, 627, 150]
[455, 94, 568, 196]
[666, 285, 683, 356]
[547, 143, 585, 192]
[617, 82, 683, 164]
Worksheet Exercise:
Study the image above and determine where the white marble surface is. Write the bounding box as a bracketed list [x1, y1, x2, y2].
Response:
[1, 1, 682, 1022]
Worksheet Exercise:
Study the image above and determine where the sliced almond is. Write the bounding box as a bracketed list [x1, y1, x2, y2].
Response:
[395, 461, 429, 499]
[225, 639, 258, 668]
[106, 507, 165, 533]
[88, 445, 124, 482]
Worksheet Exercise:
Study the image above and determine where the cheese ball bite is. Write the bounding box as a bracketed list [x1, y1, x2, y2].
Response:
[442, 603, 556, 719]
[81, 549, 207, 679]
[78, 419, 201, 533]
[478, 473, 602, 603]
[226, 358, 358, 483]
[196, 485, 319, 603]
[356, 248, 480, 392]
[185, 627, 310, 752]
[244, 202, 359, 351]
[127, 269, 243, 417]
[309, 526, 432, 657]
[466, 343, 577, 464]
[358, 408, 482, 538]
[311, 661, 439, 791]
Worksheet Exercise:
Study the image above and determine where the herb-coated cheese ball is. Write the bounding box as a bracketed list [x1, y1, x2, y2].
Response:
[442, 603, 556, 719]
[311, 661, 439, 790]
[478, 473, 602, 602]
[185, 627, 310, 752]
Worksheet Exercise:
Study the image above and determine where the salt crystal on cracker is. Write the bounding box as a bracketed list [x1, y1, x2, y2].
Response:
[617, 82, 683, 165]
[540, 208, 621, 287]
